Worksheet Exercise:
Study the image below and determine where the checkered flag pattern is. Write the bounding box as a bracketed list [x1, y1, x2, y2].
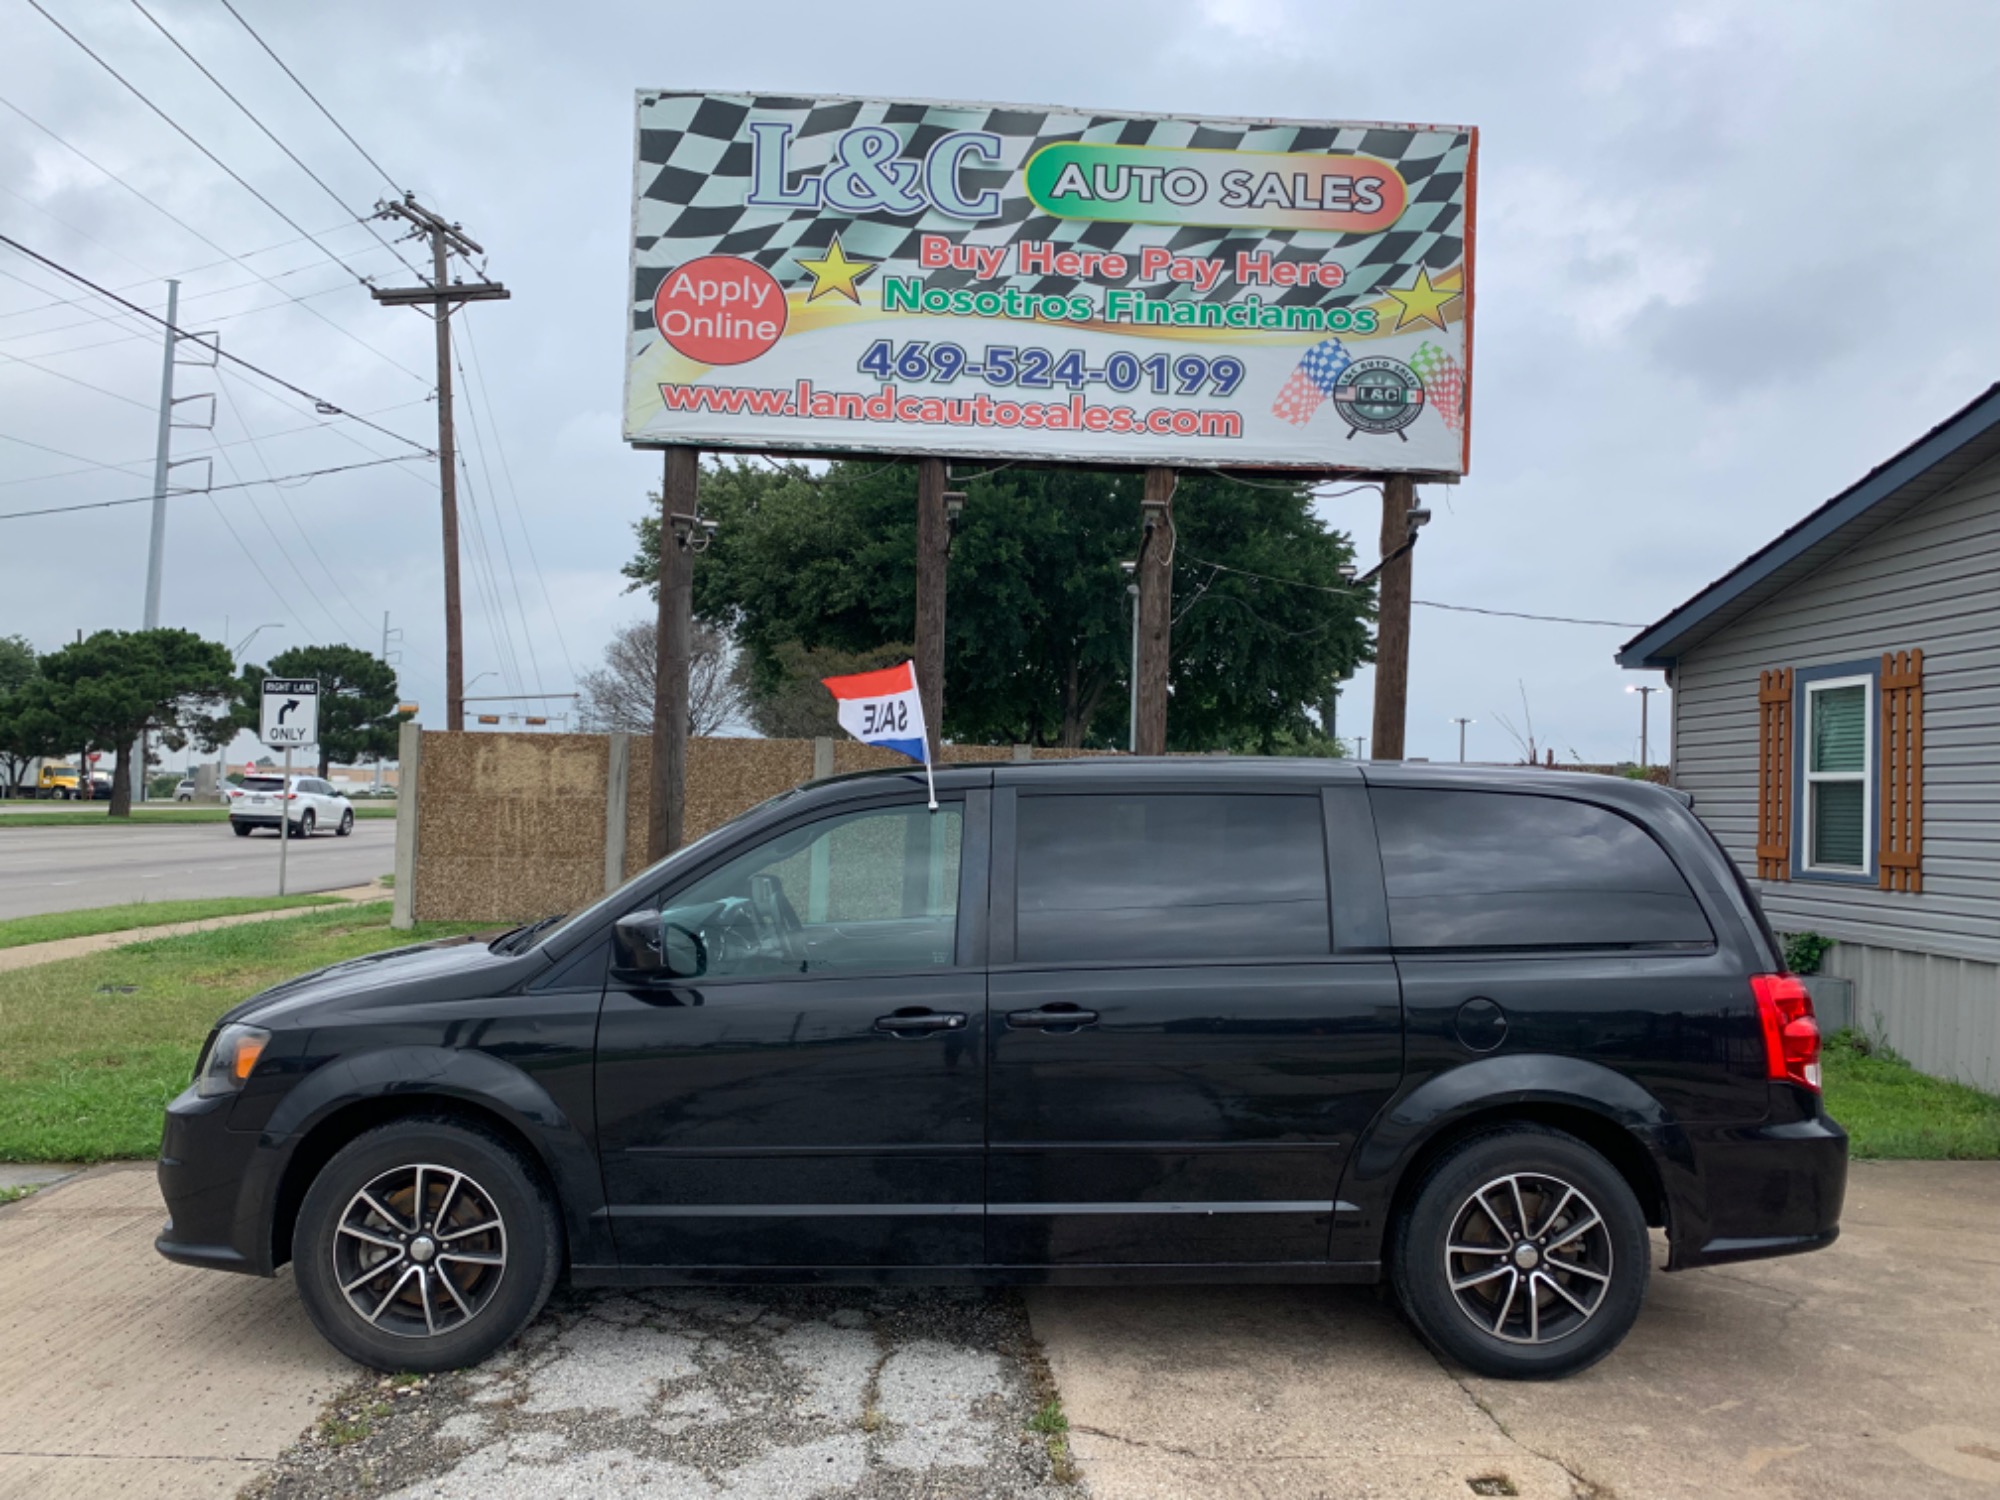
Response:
[631, 93, 1472, 337]
[1271, 338, 1352, 426]
[1409, 341, 1465, 433]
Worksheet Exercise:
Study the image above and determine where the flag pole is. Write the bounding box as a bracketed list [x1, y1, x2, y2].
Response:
[923, 742, 937, 812]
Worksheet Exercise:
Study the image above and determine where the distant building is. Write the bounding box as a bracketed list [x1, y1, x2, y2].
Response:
[1619, 384, 2000, 1089]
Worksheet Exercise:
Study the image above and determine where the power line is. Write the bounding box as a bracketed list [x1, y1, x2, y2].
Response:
[0, 398, 431, 488]
[203, 391, 359, 645]
[1179, 552, 1645, 628]
[216, 0, 407, 199]
[214, 365, 383, 643]
[453, 334, 546, 697]
[1411, 599, 1645, 629]
[0, 455, 422, 520]
[24, 0, 382, 287]
[459, 312, 577, 683]
[0, 233, 434, 455]
[124, 0, 424, 283]
[0, 342, 155, 411]
[0, 91, 426, 384]
[0, 242, 400, 350]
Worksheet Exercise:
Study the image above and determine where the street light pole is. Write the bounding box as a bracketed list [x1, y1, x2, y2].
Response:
[1451, 716, 1474, 763]
[1626, 684, 1660, 768]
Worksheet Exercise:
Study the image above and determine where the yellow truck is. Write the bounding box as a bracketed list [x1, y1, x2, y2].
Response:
[32, 763, 105, 800]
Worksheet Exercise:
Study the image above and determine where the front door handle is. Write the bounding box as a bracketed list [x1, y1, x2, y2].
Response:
[1005, 1005, 1099, 1032]
[873, 1009, 967, 1035]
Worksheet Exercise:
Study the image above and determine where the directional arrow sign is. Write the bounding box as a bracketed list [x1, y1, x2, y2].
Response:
[260, 677, 319, 749]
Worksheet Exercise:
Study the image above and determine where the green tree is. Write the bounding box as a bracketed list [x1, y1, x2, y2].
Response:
[10, 629, 235, 817]
[0, 635, 45, 795]
[625, 459, 1371, 750]
[227, 645, 405, 777]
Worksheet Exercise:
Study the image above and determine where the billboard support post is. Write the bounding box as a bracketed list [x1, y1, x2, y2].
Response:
[1371, 474, 1416, 760]
[915, 458, 948, 761]
[648, 446, 698, 863]
[1135, 467, 1177, 756]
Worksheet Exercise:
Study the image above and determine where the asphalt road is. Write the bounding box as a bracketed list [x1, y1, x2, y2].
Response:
[0, 820, 397, 921]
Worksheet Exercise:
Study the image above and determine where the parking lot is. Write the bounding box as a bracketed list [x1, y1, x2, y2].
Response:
[3, 1160, 1995, 1500]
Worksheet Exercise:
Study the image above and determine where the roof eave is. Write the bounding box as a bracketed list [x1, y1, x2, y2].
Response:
[1615, 382, 2000, 670]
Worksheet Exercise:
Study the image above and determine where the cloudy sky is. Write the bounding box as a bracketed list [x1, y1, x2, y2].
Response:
[2, 0, 1994, 767]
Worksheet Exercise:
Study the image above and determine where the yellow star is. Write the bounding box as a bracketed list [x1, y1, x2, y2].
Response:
[796, 235, 878, 304]
[1381, 266, 1460, 333]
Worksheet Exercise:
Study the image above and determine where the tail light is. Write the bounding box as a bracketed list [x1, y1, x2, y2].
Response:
[1752, 974, 1821, 1092]
[285, 792, 298, 801]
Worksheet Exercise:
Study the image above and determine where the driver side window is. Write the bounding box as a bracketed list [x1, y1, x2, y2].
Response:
[658, 802, 963, 979]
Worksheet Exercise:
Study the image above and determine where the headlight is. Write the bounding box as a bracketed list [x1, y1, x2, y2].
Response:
[196, 1023, 271, 1097]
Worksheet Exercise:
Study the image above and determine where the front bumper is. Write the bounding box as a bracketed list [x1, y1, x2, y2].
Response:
[155, 1085, 274, 1277]
[1666, 1109, 1848, 1270]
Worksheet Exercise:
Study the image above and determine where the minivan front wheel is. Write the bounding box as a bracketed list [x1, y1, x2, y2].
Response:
[293, 1118, 560, 1371]
[1392, 1125, 1649, 1380]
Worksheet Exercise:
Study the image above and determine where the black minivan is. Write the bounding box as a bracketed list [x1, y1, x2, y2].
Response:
[157, 759, 1845, 1380]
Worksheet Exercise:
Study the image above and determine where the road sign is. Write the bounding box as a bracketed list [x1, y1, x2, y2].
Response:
[260, 677, 319, 749]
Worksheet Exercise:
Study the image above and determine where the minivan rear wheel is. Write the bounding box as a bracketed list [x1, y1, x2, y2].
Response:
[1391, 1124, 1649, 1380]
[293, 1118, 561, 1372]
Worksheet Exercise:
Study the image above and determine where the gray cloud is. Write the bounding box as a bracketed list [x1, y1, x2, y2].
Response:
[0, 0, 1994, 769]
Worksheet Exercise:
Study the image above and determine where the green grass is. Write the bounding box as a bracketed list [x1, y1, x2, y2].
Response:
[0, 902, 485, 1162]
[0, 894, 344, 951]
[0, 804, 396, 828]
[1822, 1029, 2000, 1159]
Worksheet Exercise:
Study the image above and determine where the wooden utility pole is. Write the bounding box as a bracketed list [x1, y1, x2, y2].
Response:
[369, 195, 509, 731]
[647, 447, 698, 862]
[915, 457, 948, 760]
[1370, 474, 1416, 760]
[1135, 466, 1177, 756]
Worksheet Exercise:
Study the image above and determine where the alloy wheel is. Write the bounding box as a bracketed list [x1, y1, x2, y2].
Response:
[1443, 1172, 1613, 1345]
[333, 1164, 508, 1339]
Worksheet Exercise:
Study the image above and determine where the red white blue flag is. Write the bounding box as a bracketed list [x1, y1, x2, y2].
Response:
[821, 659, 937, 806]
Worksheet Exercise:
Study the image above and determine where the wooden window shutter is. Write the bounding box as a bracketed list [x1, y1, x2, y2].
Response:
[1880, 649, 1924, 892]
[1756, 668, 1793, 880]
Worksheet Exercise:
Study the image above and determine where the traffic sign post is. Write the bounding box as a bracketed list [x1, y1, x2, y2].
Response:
[260, 678, 319, 896]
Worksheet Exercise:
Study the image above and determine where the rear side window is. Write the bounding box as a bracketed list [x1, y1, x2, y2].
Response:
[1372, 789, 1712, 951]
[1015, 793, 1329, 963]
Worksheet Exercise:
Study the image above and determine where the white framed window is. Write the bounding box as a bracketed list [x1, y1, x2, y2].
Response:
[1803, 675, 1873, 875]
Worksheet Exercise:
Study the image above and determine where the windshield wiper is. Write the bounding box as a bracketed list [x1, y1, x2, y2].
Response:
[490, 913, 566, 955]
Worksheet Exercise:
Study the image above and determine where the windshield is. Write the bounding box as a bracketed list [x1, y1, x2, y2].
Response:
[531, 786, 806, 953]
[241, 776, 286, 792]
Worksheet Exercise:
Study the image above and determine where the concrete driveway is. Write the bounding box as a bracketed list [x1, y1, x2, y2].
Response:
[3, 1161, 1994, 1499]
[0, 1165, 349, 1500]
[1029, 1160, 2000, 1500]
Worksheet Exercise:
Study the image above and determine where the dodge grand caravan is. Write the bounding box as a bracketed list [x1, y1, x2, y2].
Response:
[156, 759, 1846, 1380]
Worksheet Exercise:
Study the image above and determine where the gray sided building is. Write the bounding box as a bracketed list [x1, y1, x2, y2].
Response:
[1619, 383, 2000, 1090]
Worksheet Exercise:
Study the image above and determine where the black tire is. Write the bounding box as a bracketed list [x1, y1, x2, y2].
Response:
[335, 809, 354, 837]
[293, 1117, 561, 1372]
[1391, 1125, 1649, 1380]
[295, 809, 315, 839]
[232, 821, 253, 838]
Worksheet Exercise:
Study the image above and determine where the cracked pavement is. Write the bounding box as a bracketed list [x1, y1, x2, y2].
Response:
[248, 1285, 1071, 1500]
[1026, 1162, 2000, 1500]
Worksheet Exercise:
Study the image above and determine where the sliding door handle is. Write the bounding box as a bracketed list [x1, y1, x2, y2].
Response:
[1006, 1005, 1099, 1031]
[874, 1009, 967, 1035]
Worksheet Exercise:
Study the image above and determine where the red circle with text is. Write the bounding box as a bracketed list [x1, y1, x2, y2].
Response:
[653, 256, 786, 365]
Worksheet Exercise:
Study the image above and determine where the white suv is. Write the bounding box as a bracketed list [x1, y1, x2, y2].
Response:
[227, 774, 355, 838]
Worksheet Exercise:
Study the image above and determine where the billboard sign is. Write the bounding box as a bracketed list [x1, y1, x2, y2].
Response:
[626, 94, 1476, 474]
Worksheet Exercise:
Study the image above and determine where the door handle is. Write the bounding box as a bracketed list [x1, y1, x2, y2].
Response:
[1005, 1005, 1099, 1031]
[873, 1009, 967, 1035]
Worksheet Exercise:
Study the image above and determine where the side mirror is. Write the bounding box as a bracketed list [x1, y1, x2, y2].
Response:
[611, 910, 705, 981]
